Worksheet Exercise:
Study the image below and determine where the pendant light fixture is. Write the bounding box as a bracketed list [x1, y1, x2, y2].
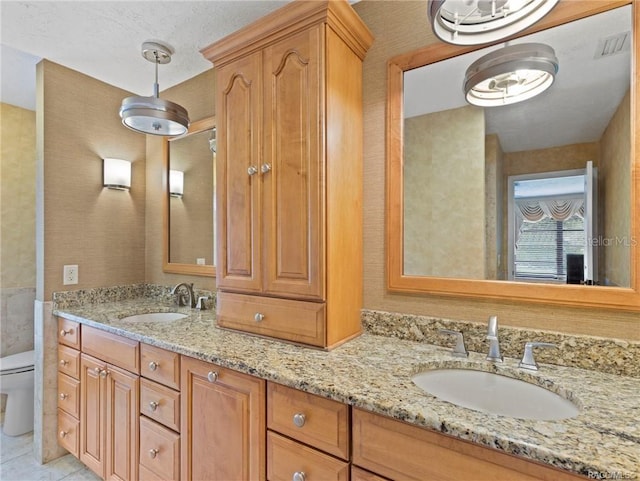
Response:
[119, 41, 190, 136]
[463, 42, 558, 107]
[428, 0, 559, 45]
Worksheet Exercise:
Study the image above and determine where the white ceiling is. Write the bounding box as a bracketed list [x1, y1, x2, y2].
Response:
[1, 1, 290, 111]
[404, 5, 632, 153]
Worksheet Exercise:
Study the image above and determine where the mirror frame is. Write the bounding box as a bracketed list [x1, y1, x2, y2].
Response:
[386, 0, 640, 310]
[163, 116, 216, 277]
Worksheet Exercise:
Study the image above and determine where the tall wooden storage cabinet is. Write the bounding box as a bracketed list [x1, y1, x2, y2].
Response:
[202, 0, 373, 349]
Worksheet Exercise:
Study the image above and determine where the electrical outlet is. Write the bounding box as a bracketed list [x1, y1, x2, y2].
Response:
[196, 258, 206, 266]
[63, 265, 78, 285]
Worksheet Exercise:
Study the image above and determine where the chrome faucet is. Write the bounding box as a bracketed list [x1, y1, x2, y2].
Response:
[486, 315, 503, 362]
[170, 282, 195, 308]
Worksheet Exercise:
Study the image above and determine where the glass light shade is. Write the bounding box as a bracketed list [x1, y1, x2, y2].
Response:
[428, 0, 559, 45]
[169, 169, 184, 198]
[464, 43, 558, 107]
[120, 96, 189, 137]
[103, 158, 131, 190]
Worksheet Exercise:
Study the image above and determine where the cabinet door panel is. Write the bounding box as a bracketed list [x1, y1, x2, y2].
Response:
[181, 356, 266, 481]
[216, 52, 263, 293]
[80, 354, 106, 478]
[105, 365, 138, 481]
[263, 27, 324, 300]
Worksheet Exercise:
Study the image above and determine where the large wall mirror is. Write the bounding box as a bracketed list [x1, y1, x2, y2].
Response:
[163, 117, 216, 277]
[387, 0, 639, 310]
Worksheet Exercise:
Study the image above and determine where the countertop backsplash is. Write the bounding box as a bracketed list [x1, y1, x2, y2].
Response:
[53, 285, 638, 378]
[362, 309, 640, 378]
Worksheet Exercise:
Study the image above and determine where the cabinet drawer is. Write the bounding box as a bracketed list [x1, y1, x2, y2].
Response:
[267, 382, 349, 460]
[217, 292, 326, 347]
[352, 409, 583, 481]
[267, 431, 349, 481]
[58, 409, 79, 457]
[139, 416, 180, 481]
[57, 373, 80, 418]
[82, 325, 139, 374]
[58, 345, 80, 379]
[140, 378, 180, 432]
[140, 344, 180, 390]
[58, 318, 80, 349]
[352, 466, 391, 481]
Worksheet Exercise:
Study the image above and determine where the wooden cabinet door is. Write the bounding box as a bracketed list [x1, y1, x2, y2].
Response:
[181, 356, 266, 481]
[262, 26, 324, 300]
[105, 364, 138, 481]
[216, 51, 264, 294]
[80, 354, 106, 478]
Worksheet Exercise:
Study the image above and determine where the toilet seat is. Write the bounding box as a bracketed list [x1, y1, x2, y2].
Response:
[0, 350, 35, 375]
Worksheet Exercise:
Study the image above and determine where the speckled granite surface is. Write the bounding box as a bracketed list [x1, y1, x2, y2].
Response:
[53, 295, 640, 479]
[362, 309, 640, 379]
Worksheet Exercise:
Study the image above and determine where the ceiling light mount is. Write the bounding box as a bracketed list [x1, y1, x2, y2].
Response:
[428, 0, 560, 45]
[464, 42, 558, 107]
[119, 41, 190, 137]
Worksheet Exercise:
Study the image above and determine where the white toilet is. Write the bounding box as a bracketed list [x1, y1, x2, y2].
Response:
[0, 350, 35, 436]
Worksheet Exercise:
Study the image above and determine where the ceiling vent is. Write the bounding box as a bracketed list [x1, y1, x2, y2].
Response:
[594, 32, 630, 59]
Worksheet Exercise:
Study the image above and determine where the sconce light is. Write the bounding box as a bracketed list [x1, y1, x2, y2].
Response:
[169, 170, 184, 198]
[428, 0, 559, 46]
[463, 43, 558, 107]
[119, 41, 190, 136]
[103, 158, 131, 191]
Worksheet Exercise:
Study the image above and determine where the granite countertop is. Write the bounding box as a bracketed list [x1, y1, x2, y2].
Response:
[54, 298, 640, 479]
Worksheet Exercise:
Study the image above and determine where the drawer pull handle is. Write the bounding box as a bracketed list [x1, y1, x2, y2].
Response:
[292, 413, 306, 428]
[60, 329, 72, 337]
[59, 393, 68, 400]
[292, 472, 306, 481]
[261, 163, 272, 174]
[149, 448, 159, 459]
[207, 371, 219, 383]
[248, 165, 259, 176]
[149, 401, 159, 412]
[254, 312, 265, 322]
[148, 361, 159, 371]
[59, 359, 69, 366]
[59, 430, 68, 438]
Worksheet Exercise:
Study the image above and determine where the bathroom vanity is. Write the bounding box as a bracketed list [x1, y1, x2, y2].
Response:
[54, 296, 640, 481]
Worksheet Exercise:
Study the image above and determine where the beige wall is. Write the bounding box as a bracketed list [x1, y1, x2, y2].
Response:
[485, 134, 504, 280]
[353, 0, 639, 340]
[144, 69, 216, 292]
[600, 90, 631, 287]
[37, 60, 146, 300]
[404, 106, 485, 278]
[1, 103, 36, 289]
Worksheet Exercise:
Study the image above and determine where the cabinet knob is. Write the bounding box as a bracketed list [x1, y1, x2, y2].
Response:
[261, 163, 272, 174]
[149, 448, 159, 459]
[248, 165, 259, 176]
[254, 312, 265, 322]
[94, 367, 102, 375]
[100, 369, 108, 379]
[60, 329, 72, 337]
[59, 359, 69, 366]
[207, 371, 219, 383]
[292, 471, 306, 481]
[292, 413, 306, 428]
[148, 361, 159, 371]
[149, 401, 159, 412]
[59, 430, 67, 438]
[59, 393, 68, 400]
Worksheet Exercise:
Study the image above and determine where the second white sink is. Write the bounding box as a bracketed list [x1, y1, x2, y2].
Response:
[412, 368, 579, 421]
[119, 312, 187, 323]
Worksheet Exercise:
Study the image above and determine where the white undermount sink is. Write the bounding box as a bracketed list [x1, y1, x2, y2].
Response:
[119, 312, 188, 323]
[412, 368, 579, 421]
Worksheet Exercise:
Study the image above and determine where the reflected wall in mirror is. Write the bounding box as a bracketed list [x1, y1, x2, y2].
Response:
[387, 0, 640, 310]
[163, 117, 216, 277]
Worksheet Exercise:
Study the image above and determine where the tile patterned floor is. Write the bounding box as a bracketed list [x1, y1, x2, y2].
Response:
[0, 416, 99, 481]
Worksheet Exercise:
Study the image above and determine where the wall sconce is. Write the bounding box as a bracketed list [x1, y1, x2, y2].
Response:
[169, 170, 184, 198]
[103, 158, 131, 190]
